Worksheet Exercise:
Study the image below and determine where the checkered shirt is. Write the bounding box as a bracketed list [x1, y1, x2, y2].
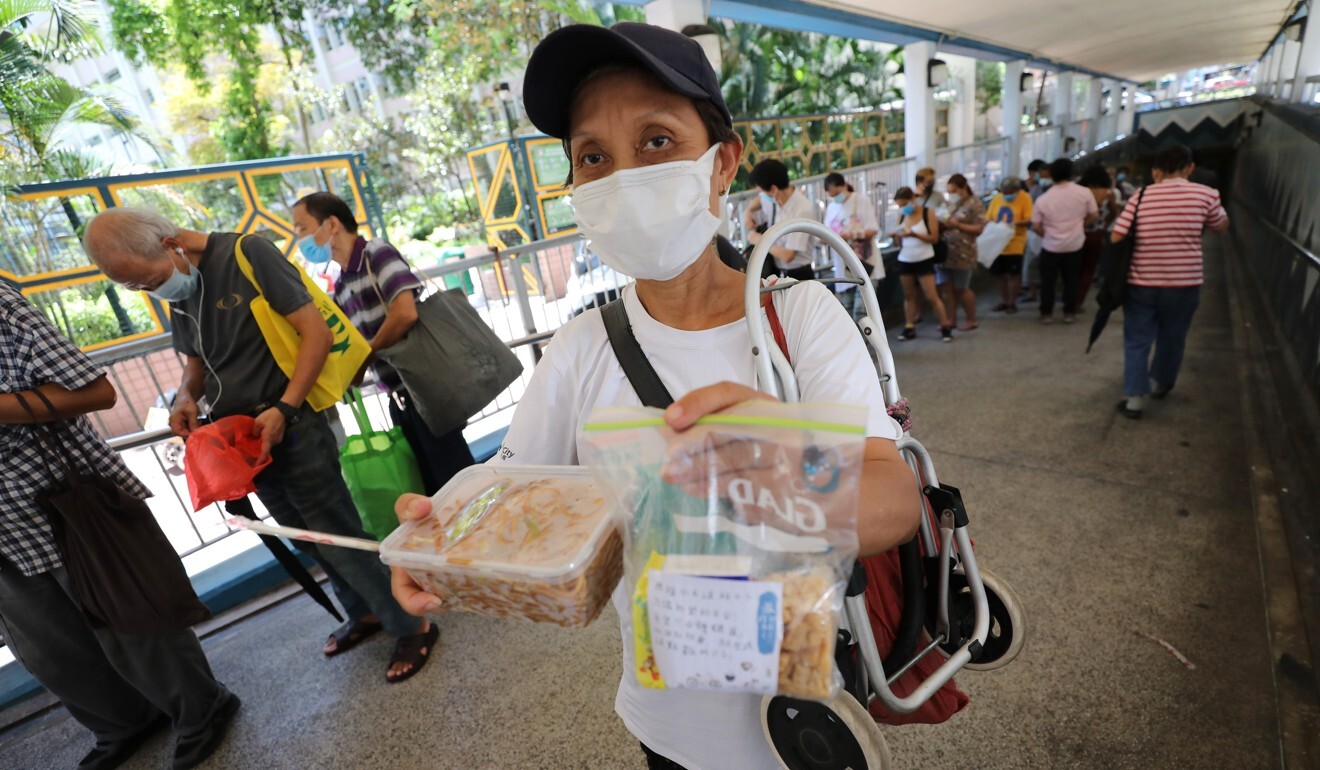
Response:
[0, 282, 151, 576]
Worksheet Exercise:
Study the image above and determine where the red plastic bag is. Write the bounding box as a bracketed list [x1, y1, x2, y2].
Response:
[183, 415, 273, 511]
[862, 551, 970, 726]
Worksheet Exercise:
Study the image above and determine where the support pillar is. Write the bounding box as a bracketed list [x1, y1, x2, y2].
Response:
[903, 40, 937, 169]
[943, 53, 977, 147]
[1052, 71, 1075, 157]
[1003, 60, 1025, 177]
[644, 0, 719, 72]
[1087, 77, 1105, 151]
[1116, 83, 1136, 137]
[1269, 38, 1285, 95]
[1295, 14, 1320, 102]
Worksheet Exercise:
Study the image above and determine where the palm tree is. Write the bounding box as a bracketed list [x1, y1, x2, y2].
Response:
[2, 0, 158, 335]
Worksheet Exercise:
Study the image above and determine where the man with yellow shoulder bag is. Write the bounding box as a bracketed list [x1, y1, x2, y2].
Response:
[87, 208, 438, 685]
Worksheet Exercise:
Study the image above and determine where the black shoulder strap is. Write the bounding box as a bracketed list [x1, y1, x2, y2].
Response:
[600, 299, 674, 409]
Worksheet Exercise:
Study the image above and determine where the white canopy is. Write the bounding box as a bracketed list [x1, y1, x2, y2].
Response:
[803, 0, 1293, 80]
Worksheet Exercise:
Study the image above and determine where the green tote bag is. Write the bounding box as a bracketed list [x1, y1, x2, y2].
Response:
[339, 389, 426, 540]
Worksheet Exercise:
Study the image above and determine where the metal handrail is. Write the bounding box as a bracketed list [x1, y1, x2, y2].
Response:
[725, 156, 916, 204]
[1235, 198, 1320, 272]
[83, 236, 586, 366]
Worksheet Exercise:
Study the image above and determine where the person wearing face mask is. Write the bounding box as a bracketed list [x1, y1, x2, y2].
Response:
[984, 177, 1033, 313]
[0, 282, 237, 770]
[1020, 159, 1051, 306]
[823, 171, 879, 317]
[914, 166, 946, 212]
[388, 22, 922, 770]
[1030, 157, 1099, 324]
[290, 192, 475, 495]
[742, 159, 816, 280]
[890, 187, 953, 342]
[84, 208, 439, 685]
[936, 174, 986, 331]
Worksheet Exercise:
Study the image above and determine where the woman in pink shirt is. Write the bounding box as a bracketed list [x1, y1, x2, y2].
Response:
[1031, 158, 1099, 324]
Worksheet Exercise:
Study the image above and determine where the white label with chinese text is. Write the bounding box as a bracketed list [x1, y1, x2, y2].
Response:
[647, 572, 782, 694]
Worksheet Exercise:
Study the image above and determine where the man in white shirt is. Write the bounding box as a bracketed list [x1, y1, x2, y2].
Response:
[743, 159, 816, 280]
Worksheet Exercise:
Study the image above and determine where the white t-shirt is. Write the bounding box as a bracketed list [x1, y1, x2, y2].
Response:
[495, 280, 901, 770]
[757, 189, 817, 270]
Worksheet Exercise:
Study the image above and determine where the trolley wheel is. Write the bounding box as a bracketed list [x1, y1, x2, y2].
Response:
[931, 567, 1025, 671]
[761, 693, 892, 770]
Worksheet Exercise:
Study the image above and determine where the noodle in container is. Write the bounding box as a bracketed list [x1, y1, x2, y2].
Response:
[379, 466, 623, 628]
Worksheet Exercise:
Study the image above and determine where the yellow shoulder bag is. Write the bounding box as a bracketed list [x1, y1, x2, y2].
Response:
[232, 236, 371, 412]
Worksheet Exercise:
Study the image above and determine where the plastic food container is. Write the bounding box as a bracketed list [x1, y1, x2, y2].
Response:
[379, 465, 623, 628]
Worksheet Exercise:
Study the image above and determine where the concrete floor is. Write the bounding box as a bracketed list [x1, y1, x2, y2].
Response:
[0, 249, 1284, 770]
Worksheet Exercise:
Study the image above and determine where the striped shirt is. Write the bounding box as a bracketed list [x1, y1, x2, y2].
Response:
[1112, 179, 1228, 288]
[0, 282, 151, 575]
[331, 237, 422, 392]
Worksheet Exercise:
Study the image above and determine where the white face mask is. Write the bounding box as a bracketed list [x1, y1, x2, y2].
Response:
[571, 144, 723, 281]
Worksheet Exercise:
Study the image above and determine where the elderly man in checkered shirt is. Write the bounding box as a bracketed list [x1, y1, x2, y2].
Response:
[0, 281, 237, 770]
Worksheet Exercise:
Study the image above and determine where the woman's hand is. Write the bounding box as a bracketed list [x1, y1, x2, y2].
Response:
[390, 494, 444, 616]
[662, 381, 774, 431]
[661, 383, 780, 494]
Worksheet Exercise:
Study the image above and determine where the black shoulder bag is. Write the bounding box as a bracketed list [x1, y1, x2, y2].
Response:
[1095, 186, 1146, 311]
[600, 301, 674, 409]
[13, 390, 212, 633]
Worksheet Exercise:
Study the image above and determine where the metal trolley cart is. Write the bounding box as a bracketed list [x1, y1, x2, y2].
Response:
[745, 219, 1026, 769]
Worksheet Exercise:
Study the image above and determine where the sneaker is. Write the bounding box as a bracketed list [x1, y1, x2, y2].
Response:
[897, 327, 917, 341]
[173, 692, 241, 770]
[940, 326, 954, 343]
[1040, 315, 1054, 325]
[1063, 314, 1076, 324]
[1115, 400, 1143, 420]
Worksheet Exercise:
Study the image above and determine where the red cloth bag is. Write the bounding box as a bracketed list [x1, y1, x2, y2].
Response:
[183, 415, 272, 511]
[861, 551, 970, 725]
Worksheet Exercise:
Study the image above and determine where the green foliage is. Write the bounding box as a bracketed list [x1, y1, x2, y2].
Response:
[1, 0, 155, 183]
[33, 283, 154, 348]
[105, 0, 299, 161]
[976, 61, 1003, 115]
[718, 22, 903, 118]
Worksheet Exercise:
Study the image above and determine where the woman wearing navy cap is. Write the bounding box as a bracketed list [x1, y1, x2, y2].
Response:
[390, 22, 920, 770]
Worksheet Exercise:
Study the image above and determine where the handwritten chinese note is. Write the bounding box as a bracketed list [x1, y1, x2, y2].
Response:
[648, 572, 783, 694]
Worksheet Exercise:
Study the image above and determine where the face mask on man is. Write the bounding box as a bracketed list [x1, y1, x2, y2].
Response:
[571, 144, 724, 282]
[297, 221, 331, 265]
[149, 248, 201, 302]
[1040, 178, 1053, 189]
[759, 191, 777, 212]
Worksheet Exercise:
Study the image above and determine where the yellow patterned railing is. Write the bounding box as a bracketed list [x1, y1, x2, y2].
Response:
[465, 108, 907, 249]
[2, 153, 384, 351]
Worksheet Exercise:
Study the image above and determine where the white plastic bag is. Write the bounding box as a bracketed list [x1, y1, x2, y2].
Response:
[976, 221, 1014, 269]
[582, 401, 868, 700]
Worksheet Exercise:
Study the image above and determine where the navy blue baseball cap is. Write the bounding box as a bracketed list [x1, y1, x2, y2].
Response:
[523, 22, 732, 140]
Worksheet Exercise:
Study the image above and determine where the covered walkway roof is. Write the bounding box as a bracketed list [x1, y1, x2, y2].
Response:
[702, 0, 1296, 80]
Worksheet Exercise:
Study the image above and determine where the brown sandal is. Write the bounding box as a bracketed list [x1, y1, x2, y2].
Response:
[324, 617, 382, 657]
[386, 623, 439, 684]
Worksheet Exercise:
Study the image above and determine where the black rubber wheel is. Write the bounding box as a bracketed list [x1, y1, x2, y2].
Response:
[761, 695, 890, 769]
[927, 568, 1024, 668]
